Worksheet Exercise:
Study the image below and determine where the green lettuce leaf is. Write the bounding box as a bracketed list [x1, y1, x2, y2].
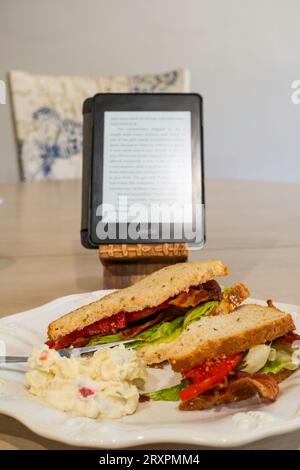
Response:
[239, 344, 271, 374]
[260, 343, 297, 374]
[183, 301, 219, 329]
[260, 360, 296, 374]
[133, 316, 184, 349]
[142, 380, 188, 401]
[86, 332, 122, 347]
[85, 316, 184, 349]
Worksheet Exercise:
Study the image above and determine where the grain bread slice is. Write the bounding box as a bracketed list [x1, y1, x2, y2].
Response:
[138, 283, 249, 365]
[168, 304, 295, 372]
[48, 259, 228, 341]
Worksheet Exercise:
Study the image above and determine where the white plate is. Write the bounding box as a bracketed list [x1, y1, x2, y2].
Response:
[0, 291, 300, 449]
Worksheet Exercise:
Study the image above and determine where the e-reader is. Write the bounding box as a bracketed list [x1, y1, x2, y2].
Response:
[81, 93, 205, 248]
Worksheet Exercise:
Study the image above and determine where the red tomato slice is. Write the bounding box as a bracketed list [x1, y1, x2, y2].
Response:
[179, 353, 242, 402]
[179, 372, 227, 402]
[46, 311, 126, 349]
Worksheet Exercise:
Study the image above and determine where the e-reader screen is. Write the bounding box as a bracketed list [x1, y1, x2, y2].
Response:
[102, 111, 193, 223]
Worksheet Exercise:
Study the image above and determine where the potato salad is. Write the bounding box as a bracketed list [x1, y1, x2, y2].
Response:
[25, 344, 147, 419]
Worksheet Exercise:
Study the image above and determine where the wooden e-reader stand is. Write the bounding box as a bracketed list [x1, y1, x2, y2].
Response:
[98, 243, 188, 263]
[81, 93, 204, 265]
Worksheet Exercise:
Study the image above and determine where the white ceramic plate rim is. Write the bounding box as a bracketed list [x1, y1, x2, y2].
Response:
[0, 291, 300, 449]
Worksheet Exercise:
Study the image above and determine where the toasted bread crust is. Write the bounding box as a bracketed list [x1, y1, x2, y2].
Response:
[48, 260, 228, 341]
[138, 283, 249, 365]
[213, 283, 249, 315]
[169, 305, 295, 372]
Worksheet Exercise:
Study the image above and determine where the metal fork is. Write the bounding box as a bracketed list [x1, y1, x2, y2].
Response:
[0, 339, 136, 363]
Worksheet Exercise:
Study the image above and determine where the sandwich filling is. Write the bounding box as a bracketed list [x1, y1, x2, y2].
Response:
[142, 332, 300, 409]
[46, 280, 221, 349]
[46, 282, 247, 350]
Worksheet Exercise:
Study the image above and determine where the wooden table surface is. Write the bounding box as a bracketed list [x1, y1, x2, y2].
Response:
[0, 178, 300, 450]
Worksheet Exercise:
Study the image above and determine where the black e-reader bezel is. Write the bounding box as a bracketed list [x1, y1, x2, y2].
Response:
[81, 93, 205, 248]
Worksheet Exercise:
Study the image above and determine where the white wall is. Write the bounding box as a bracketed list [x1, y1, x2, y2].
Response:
[0, 0, 300, 182]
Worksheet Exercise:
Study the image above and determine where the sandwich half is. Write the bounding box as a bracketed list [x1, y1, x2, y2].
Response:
[46, 260, 249, 364]
[143, 304, 300, 409]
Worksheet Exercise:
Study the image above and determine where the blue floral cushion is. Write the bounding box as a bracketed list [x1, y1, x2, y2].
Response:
[10, 69, 190, 180]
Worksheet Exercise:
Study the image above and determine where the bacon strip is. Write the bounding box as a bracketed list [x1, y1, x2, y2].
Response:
[121, 312, 166, 339]
[229, 373, 279, 400]
[276, 332, 300, 344]
[169, 280, 221, 308]
[179, 373, 279, 411]
[121, 307, 185, 340]
[125, 301, 169, 324]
